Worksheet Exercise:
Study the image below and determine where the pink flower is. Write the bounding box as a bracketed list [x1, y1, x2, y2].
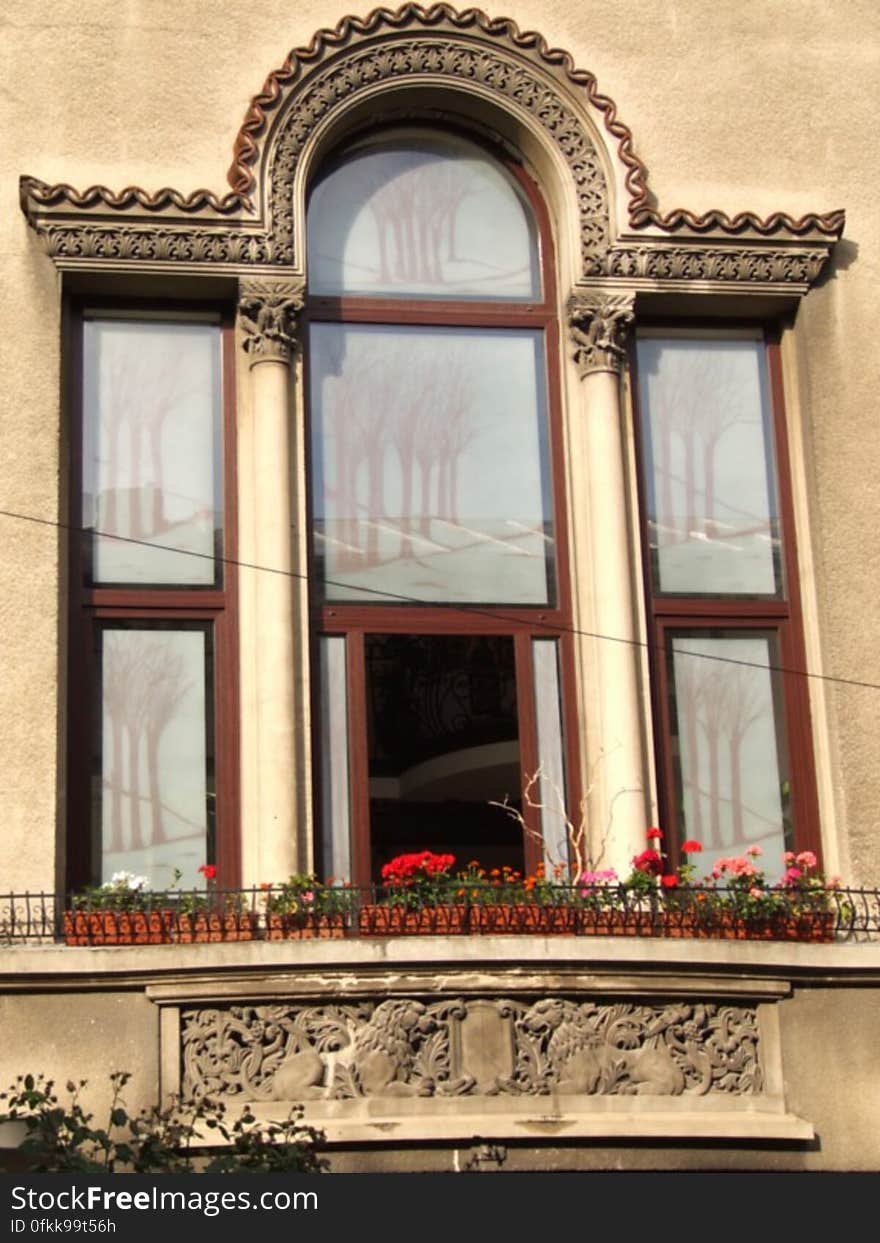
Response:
[577, 869, 618, 886]
[796, 851, 817, 869]
[749, 887, 764, 899]
[783, 851, 796, 864]
[783, 866, 802, 884]
[745, 844, 763, 857]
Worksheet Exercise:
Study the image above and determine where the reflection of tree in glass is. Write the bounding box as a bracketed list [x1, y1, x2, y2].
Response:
[98, 345, 194, 540]
[324, 338, 476, 568]
[652, 351, 762, 546]
[103, 635, 193, 851]
[676, 651, 773, 850]
[358, 154, 472, 286]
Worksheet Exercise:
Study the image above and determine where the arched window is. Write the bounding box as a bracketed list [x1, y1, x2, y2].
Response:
[306, 129, 578, 884]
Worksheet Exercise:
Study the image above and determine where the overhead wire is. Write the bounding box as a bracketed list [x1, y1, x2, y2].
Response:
[2, 504, 877, 693]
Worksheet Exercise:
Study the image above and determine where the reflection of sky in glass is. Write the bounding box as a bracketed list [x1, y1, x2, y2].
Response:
[308, 136, 540, 299]
[638, 338, 780, 595]
[100, 629, 209, 890]
[310, 324, 553, 604]
[83, 320, 221, 586]
[671, 634, 790, 882]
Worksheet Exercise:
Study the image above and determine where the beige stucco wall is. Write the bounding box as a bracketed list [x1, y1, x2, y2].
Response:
[0, 989, 159, 1122]
[2, 0, 880, 891]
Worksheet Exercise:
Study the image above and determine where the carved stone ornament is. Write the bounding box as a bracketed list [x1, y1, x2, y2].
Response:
[238, 278, 305, 363]
[567, 292, 635, 376]
[180, 997, 763, 1102]
[18, 5, 842, 290]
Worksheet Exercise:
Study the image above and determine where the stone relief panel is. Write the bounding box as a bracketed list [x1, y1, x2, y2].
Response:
[181, 998, 763, 1103]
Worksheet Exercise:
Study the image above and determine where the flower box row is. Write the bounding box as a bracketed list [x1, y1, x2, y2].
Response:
[62, 842, 846, 946]
[63, 905, 836, 944]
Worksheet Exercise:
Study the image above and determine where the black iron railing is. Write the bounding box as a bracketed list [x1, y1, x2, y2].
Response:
[1, 886, 879, 944]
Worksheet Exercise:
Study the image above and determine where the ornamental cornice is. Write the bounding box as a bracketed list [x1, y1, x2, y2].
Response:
[18, 4, 843, 291]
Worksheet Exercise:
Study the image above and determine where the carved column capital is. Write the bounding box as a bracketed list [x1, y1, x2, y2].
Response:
[238, 277, 306, 365]
[566, 291, 635, 377]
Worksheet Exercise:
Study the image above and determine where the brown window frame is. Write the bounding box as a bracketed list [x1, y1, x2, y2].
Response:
[632, 323, 821, 869]
[305, 132, 581, 885]
[64, 298, 240, 892]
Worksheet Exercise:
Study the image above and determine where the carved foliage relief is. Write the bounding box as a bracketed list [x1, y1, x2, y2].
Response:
[239, 278, 306, 362]
[268, 36, 609, 274]
[181, 998, 763, 1102]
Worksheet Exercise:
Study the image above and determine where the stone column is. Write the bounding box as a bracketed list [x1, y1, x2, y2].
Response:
[237, 278, 305, 884]
[567, 291, 650, 877]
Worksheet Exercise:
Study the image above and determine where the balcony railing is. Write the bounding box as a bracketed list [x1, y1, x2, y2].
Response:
[1, 886, 879, 945]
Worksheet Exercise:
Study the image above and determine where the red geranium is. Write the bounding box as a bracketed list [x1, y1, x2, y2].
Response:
[646, 828, 663, 841]
[681, 840, 703, 854]
[631, 848, 663, 877]
[381, 851, 455, 886]
[661, 874, 679, 889]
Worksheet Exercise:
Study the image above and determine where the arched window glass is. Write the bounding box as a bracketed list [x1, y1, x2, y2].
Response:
[307, 132, 540, 299]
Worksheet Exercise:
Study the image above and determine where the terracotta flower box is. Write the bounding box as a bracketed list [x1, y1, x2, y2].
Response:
[64, 908, 258, 945]
[174, 911, 258, 943]
[63, 909, 177, 946]
[467, 905, 657, 935]
[265, 912, 348, 939]
[358, 904, 469, 936]
[661, 910, 835, 942]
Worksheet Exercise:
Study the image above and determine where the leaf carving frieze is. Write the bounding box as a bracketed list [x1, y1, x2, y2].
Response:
[266, 36, 609, 274]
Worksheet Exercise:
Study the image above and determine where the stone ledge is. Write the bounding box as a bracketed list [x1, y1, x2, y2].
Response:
[289, 1106, 815, 1146]
[2, 934, 880, 988]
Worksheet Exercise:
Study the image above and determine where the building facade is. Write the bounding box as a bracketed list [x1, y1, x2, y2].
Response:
[2, 1, 879, 1171]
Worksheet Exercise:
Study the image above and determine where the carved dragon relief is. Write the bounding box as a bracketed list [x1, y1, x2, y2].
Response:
[18, 6, 841, 288]
[180, 998, 763, 1103]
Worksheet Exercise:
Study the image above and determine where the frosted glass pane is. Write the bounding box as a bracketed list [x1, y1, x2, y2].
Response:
[637, 338, 781, 595]
[532, 640, 569, 874]
[308, 135, 540, 299]
[669, 633, 791, 881]
[320, 636, 352, 884]
[311, 324, 554, 604]
[83, 320, 222, 585]
[98, 627, 211, 889]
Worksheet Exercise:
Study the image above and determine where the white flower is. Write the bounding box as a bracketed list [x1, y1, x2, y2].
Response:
[103, 870, 150, 893]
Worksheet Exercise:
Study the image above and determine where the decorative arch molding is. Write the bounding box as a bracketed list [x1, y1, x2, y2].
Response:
[19, 4, 843, 292]
[258, 10, 614, 278]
